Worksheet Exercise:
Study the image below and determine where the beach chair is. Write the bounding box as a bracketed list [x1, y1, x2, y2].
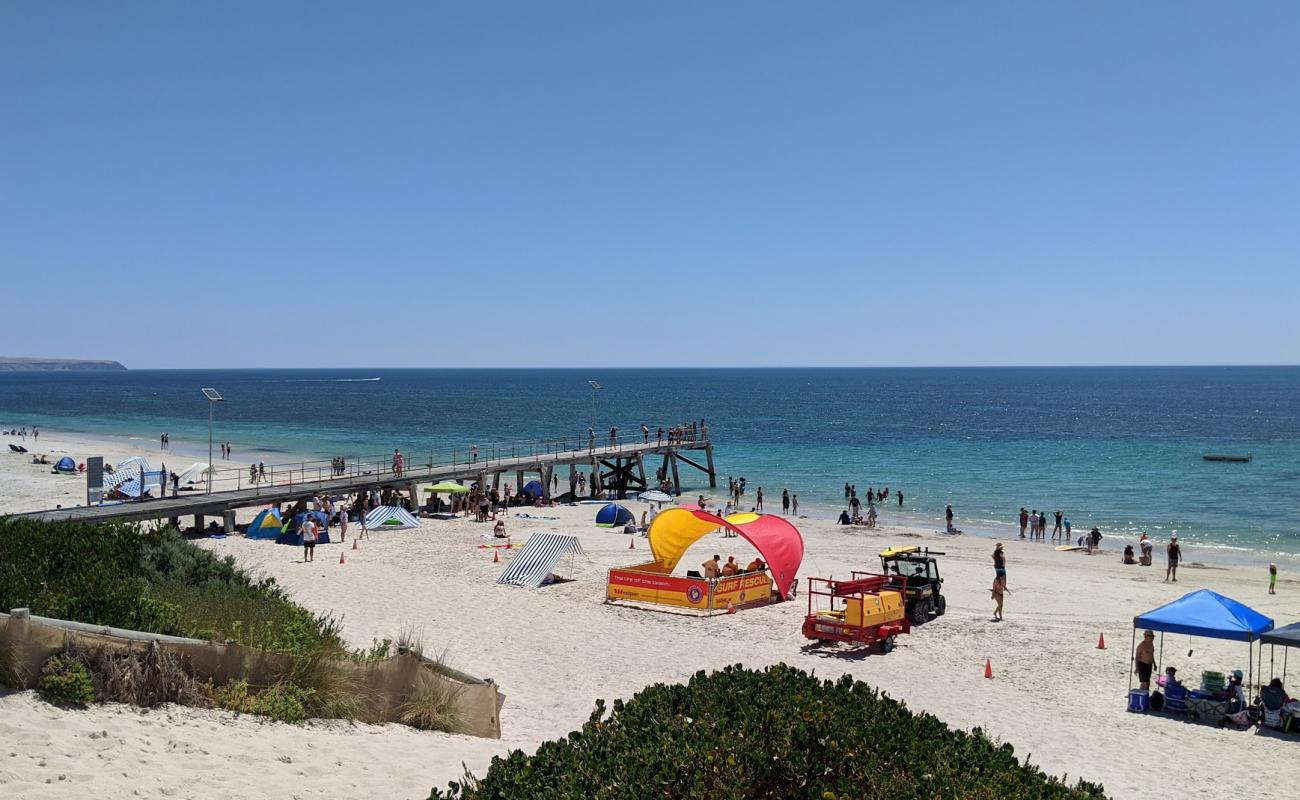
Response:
[1164, 683, 1189, 714]
[1259, 686, 1287, 729]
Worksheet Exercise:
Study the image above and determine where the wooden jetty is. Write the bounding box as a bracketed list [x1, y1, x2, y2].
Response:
[7, 432, 716, 532]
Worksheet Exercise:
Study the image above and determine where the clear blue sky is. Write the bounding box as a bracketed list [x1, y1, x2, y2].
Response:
[2, 2, 1297, 368]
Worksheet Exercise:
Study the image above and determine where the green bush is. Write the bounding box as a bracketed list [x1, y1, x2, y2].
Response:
[203, 678, 316, 724]
[37, 655, 95, 706]
[431, 664, 1107, 800]
[0, 518, 341, 656]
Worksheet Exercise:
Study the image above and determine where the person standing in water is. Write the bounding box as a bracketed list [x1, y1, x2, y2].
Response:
[898, 491, 903, 508]
[791, 494, 799, 515]
[1165, 535, 1181, 582]
[755, 487, 764, 512]
[781, 489, 790, 515]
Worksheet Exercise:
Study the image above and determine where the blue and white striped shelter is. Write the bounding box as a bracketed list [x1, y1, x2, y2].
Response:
[104, 467, 141, 498]
[363, 505, 420, 531]
[497, 533, 585, 589]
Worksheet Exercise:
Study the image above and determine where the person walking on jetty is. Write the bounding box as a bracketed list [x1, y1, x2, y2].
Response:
[392, 449, 404, 477]
[587, 427, 595, 453]
[641, 423, 649, 443]
[1165, 535, 1181, 582]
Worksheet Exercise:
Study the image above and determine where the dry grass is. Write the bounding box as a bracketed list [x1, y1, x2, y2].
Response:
[398, 648, 465, 733]
[62, 635, 202, 707]
[0, 640, 27, 689]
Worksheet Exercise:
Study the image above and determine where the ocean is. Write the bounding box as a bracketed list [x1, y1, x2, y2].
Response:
[2, 367, 1297, 559]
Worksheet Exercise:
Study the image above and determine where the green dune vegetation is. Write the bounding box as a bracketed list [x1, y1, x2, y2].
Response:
[431, 664, 1107, 800]
[0, 518, 439, 727]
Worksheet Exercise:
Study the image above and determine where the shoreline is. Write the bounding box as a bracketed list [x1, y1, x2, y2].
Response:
[3, 424, 1296, 570]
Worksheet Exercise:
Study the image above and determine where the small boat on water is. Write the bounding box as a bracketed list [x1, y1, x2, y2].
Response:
[1203, 453, 1252, 463]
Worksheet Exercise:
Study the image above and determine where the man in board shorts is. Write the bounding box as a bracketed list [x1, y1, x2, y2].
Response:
[1166, 535, 1181, 582]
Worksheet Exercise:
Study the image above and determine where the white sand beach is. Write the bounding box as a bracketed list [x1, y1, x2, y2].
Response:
[2, 429, 1298, 799]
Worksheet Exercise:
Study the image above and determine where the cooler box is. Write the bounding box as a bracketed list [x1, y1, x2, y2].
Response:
[1127, 689, 1150, 713]
[1200, 671, 1226, 692]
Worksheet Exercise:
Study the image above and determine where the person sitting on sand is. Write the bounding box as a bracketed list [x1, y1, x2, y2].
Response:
[702, 555, 721, 579]
[837, 510, 851, 525]
[493, 519, 507, 538]
[721, 556, 739, 577]
[1135, 630, 1156, 690]
[1123, 544, 1136, 564]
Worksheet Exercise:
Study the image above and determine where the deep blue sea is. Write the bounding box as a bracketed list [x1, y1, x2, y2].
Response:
[2, 367, 1298, 559]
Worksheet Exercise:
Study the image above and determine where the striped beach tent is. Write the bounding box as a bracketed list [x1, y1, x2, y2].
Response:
[497, 533, 585, 589]
[104, 467, 141, 498]
[363, 505, 420, 530]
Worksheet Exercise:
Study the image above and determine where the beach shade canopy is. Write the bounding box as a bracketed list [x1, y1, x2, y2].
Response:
[649, 507, 805, 601]
[104, 467, 142, 498]
[278, 511, 331, 545]
[498, 533, 585, 588]
[53, 456, 76, 473]
[364, 505, 420, 530]
[427, 481, 470, 493]
[246, 508, 283, 539]
[116, 456, 151, 473]
[522, 480, 545, 498]
[638, 490, 674, 504]
[1133, 589, 1274, 642]
[595, 503, 635, 527]
[1261, 621, 1300, 649]
[176, 462, 214, 486]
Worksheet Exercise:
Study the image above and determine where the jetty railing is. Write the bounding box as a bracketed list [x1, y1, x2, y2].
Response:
[191, 424, 710, 495]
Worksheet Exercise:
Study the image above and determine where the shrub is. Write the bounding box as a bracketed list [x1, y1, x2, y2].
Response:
[203, 679, 315, 724]
[431, 664, 1107, 800]
[37, 655, 95, 706]
[62, 638, 201, 708]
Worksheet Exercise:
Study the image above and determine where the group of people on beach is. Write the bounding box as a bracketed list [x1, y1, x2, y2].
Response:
[1018, 507, 1066, 541]
[700, 553, 765, 579]
[4, 426, 38, 441]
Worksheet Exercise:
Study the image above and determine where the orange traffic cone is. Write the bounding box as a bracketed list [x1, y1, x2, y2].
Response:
[493, 549, 500, 563]
[628, 537, 636, 549]
[1097, 632, 1106, 650]
[338, 551, 346, 565]
[984, 658, 993, 679]
[352, 539, 358, 551]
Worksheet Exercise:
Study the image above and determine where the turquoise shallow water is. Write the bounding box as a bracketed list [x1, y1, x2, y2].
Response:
[2, 367, 1297, 558]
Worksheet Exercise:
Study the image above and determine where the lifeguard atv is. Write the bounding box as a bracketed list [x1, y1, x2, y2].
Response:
[879, 546, 946, 625]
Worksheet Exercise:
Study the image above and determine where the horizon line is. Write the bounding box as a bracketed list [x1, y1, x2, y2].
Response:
[29, 362, 1300, 372]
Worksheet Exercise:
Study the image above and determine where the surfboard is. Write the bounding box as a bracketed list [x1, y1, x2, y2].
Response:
[1055, 545, 1086, 552]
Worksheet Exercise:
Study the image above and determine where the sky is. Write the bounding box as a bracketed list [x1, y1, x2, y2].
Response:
[2, 2, 1297, 368]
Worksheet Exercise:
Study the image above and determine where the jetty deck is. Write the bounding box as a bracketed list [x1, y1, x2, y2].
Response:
[9, 432, 716, 530]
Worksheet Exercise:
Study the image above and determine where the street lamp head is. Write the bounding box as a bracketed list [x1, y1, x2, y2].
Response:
[588, 380, 602, 390]
[201, 388, 224, 402]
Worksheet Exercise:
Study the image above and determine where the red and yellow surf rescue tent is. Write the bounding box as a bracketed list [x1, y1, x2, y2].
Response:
[606, 507, 804, 613]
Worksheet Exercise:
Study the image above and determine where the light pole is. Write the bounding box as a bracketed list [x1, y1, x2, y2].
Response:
[201, 388, 223, 494]
[588, 380, 602, 442]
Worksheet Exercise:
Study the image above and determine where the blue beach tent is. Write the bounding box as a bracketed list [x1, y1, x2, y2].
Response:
[277, 511, 331, 546]
[1134, 589, 1274, 642]
[522, 480, 545, 499]
[247, 508, 283, 540]
[1130, 589, 1274, 691]
[53, 456, 76, 474]
[595, 503, 634, 528]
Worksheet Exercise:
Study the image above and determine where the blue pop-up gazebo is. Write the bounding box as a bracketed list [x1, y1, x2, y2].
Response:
[1130, 589, 1274, 692]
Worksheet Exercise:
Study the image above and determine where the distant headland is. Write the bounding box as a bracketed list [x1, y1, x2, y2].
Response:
[0, 357, 127, 372]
